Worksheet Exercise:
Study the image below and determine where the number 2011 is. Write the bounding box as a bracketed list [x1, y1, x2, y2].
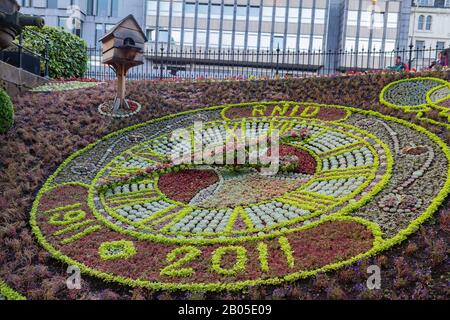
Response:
[159, 237, 295, 277]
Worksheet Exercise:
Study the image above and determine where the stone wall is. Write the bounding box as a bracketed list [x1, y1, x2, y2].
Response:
[0, 60, 48, 95]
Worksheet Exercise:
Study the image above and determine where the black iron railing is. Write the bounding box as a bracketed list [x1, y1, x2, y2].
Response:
[0, 28, 50, 78]
[85, 45, 450, 81]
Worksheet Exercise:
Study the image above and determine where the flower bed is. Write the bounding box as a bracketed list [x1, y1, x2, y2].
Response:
[381, 77, 450, 128]
[1, 71, 449, 299]
[31, 81, 103, 93]
[29, 101, 450, 291]
[158, 169, 219, 203]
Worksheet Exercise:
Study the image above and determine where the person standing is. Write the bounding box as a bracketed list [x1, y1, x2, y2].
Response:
[429, 51, 448, 69]
[388, 56, 407, 72]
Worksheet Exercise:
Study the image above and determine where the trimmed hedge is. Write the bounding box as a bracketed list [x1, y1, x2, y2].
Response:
[0, 88, 14, 134]
[21, 26, 88, 79]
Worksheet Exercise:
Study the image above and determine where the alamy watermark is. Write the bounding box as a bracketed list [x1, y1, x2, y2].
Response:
[366, 265, 381, 290]
[169, 121, 281, 175]
[66, 265, 81, 290]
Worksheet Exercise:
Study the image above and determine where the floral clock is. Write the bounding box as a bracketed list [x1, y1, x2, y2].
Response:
[31, 100, 450, 291]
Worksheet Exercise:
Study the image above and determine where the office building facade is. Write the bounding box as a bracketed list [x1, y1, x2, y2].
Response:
[18, 0, 412, 52]
[146, 0, 411, 53]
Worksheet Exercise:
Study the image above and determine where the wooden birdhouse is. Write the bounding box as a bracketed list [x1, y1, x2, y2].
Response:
[99, 14, 147, 113]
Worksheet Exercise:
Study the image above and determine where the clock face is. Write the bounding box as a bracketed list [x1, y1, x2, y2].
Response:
[31, 102, 450, 291]
[90, 119, 387, 244]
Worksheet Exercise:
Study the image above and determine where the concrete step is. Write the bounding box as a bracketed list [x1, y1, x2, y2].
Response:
[0, 60, 49, 96]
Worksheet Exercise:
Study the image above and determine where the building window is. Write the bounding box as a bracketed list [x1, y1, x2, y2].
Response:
[371, 12, 384, 29]
[417, 0, 434, 6]
[209, 31, 219, 48]
[210, 4, 221, 17]
[87, 0, 94, 15]
[416, 40, 425, 58]
[198, 3, 208, 17]
[312, 36, 323, 51]
[184, 30, 194, 46]
[97, 0, 109, 17]
[171, 30, 181, 45]
[315, 9, 326, 25]
[58, 16, 82, 37]
[347, 11, 358, 26]
[288, 7, 298, 23]
[148, 29, 155, 43]
[58, 17, 68, 29]
[301, 8, 312, 24]
[273, 36, 284, 50]
[274, 7, 285, 22]
[387, 13, 398, 28]
[146, 28, 173, 45]
[47, 0, 58, 9]
[236, 5, 247, 20]
[94, 24, 114, 47]
[147, 1, 157, 15]
[249, 6, 260, 18]
[222, 31, 232, 48]
[185, 3, 195, 16]
[286, 35, 296, 50]
[345, 37, 356, 51]
[197, 30, 207, 47]
[105, 24, 115, 32]
[436, 41, 445, 50]
[172, 2, 182, 16]
[418, 15, 424, 30]
[260, 33, 271, 49]
[359, 38, 369, 51]
[371, 39, 382, 52]
[111, 0, 119, 17]
[384, 40, 395, 52]
[209, 31, 219, 47]
[234, 32, 245, 48]
[160, 1, 170, 15]
[95, 23, 105, 47]
[425, 15, 432, 30]
[262, 6, 273, 21]
[158, 29, 169, 43]
[247, 33, 258, 49]
[299, 35, 310, 51]
[223, 4, 234, 19]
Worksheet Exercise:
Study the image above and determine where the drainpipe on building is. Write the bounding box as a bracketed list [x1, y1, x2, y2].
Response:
[409, 1, 419, 70]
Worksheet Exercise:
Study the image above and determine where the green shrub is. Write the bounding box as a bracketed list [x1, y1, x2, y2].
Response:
[0, 88, 14, 134]
[21, 26, 88, 79]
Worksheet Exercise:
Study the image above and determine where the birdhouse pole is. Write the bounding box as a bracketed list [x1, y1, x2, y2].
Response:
[113, 64, 128, 112]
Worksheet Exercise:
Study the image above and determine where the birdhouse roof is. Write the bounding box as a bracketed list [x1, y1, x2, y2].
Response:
[99, 14, 148, 43]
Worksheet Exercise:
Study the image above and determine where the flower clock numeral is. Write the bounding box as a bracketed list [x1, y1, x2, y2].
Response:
[257, 242, 269, 272]
[47, 203, 86, 226]
[160, 246, 202, 277]
[160, 237, 297, 277]
[278, 237, 295, 268]
[211, 246, 248, 276]
[45, 202, 102, 245]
